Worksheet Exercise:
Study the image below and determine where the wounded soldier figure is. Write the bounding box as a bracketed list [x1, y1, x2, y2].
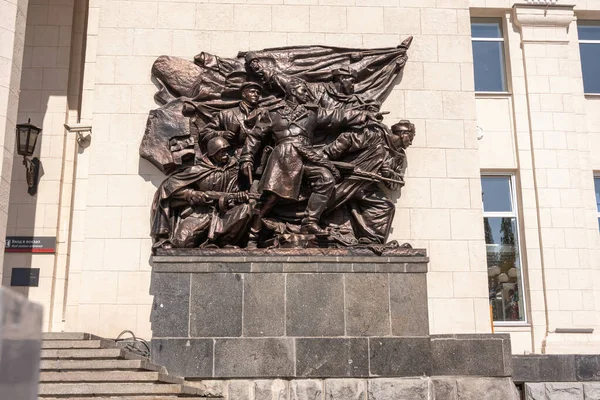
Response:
[151, 137, 257, 248]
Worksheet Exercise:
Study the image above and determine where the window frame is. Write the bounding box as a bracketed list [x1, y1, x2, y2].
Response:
[594, 176, 600, 230]
[578, 21, 600, 95]
[481, 173, 529, 326]
[471, 17, 511, 95]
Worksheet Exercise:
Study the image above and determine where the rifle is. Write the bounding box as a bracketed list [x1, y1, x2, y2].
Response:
[330, 161, 405, 186]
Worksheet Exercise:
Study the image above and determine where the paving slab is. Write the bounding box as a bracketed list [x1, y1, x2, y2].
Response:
[40, 397, 215, 400]
[40, 348, 124, 359]
[38, 383, 189, 396]
[42, 333, 91, 341]
[40, 359, 161, 371]
[41, 340, 104, 349]
[39, 371, 183, 383]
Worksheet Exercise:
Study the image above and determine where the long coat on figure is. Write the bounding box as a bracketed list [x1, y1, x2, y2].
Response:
[151, 155, 251, 248]
[240, 102, 368, 201]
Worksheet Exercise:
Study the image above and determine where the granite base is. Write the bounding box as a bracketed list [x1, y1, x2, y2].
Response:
[150, 254, 512, 380]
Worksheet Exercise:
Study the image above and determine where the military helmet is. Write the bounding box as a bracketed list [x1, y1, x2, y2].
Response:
[206, 136, 231, 157]
[245, 51, 259, 64]
[391, 120, 416, 136]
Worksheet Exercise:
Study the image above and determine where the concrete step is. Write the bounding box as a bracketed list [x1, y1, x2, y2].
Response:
[38, 383, 197, 396]
[43, 332, 92, 341]
[40, 397, 214, 400]
[41, 339, 106, 349]
[39, 371, 183, 384]
[41, 348, 124, 359]
[40, 358, 163, 371]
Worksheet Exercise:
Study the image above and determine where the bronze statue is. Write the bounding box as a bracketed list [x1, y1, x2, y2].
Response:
[240, 78, 380, 245]
[151, 137, 256, 248]
[141, 39, 415, 251]
[198, 81, 263, 156]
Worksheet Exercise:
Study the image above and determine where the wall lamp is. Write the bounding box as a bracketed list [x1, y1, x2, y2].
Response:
[15, 119, 42, 196]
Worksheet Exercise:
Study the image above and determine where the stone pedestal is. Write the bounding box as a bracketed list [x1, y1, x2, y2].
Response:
[0, 288, 43, 400]
[150, 251, 512, 380]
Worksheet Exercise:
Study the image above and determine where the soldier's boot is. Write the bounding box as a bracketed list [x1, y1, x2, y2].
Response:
[300, 193, 330, 235]
[246, 227, 259, 249]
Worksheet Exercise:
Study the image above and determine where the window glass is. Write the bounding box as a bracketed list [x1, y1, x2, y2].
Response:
[579, 44, 600, 94]
[578, 22, 600, 41]
[482, 176, 513, 212]
[471, 18, 508, 92]
[472, 18, 503, 38]
[473, 42, 507, 92]
[579, 22, 600, 94]
[482, 176, 525, 323]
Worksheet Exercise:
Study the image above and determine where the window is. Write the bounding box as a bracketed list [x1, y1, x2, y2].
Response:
[471, 18, 508, 93]
[595, 177, 600, 229]
[578, 21, 600, 94]
[482, 175, 526, 323]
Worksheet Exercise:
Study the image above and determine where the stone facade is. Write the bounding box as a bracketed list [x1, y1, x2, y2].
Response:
[185, 377, 521, 400]
[0, 0, 598, 360]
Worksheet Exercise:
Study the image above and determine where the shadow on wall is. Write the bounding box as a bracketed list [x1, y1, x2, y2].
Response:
[3, 107, 48, 300]
[3, 11, 71, 311]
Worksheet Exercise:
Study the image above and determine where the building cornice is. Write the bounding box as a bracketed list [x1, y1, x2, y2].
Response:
[513, 3, 575, 43]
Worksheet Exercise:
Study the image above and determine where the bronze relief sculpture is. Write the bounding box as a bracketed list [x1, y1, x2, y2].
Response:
[141, 38, 415, 252]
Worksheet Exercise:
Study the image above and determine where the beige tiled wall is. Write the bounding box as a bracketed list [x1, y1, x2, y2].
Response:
[0, 0, 28, 281]
[472, 5, 600, 353]
[3, 0, 76, 330]
[7, 0, 598, 351]
[60, 0, 490, 338]
[469, 5, 600, 353]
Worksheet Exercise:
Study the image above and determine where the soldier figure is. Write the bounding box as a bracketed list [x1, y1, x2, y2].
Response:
[245, 52, 290, 94]
[151, 137, 255, 248]
[198, 81, 263, 155]
[319, 113, 415, 244]
[382, 120, 415, 190]
[314, 67, 364, 110]
[240, 78, 379, 246]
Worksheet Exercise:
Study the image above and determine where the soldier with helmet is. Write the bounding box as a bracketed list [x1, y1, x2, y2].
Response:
[313, 67, 365, 111]
[199, 80, 264, 156]
[150, 136, 256, 249]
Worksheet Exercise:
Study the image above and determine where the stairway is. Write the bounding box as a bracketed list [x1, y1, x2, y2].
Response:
[39, 332, 218, 399]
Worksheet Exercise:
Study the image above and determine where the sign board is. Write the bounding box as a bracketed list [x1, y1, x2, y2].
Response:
[5, 237, 56, 253]
[10, 268, 40, 287]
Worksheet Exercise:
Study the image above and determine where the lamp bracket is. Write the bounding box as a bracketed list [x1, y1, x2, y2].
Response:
[23, 156, 40, 196]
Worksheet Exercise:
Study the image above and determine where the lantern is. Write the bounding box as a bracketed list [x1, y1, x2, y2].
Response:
[15, 119, 42, 196]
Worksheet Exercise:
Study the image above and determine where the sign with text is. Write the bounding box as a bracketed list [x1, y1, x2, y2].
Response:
[5, 236, 56, 253]
[10, 268, 40, 287]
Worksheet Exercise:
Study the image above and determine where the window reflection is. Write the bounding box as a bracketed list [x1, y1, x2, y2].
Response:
[471, 18, 508, 93]
[579, 22, 600, 94]
[482, 176, 513, 212]
[481, 176, 525, 323]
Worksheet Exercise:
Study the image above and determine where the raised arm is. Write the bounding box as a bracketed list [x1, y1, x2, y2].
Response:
[198, 112, 238, 144]
[323, 131, 369, 160]
[316, 107, 368, 130]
